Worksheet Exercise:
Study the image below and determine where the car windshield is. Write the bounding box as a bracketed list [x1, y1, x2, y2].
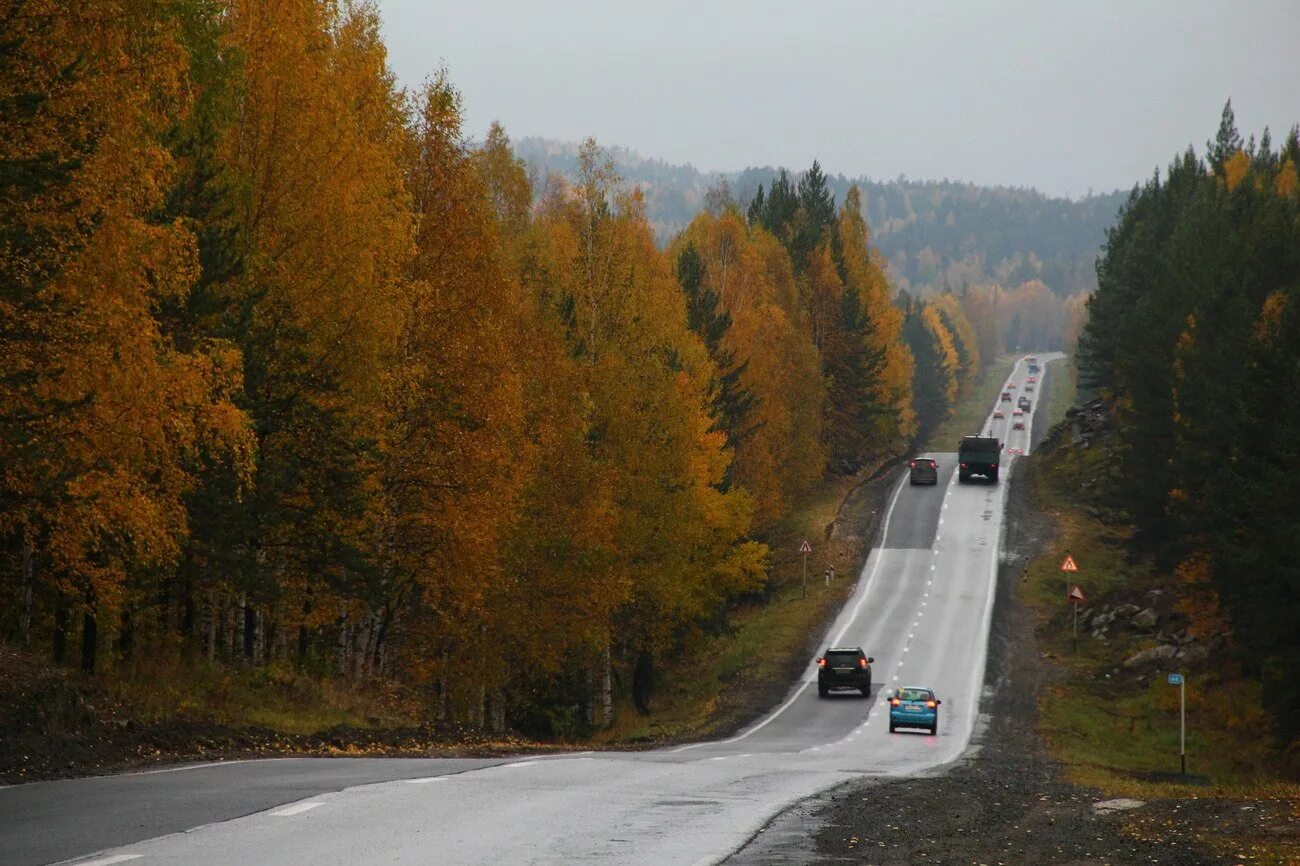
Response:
[825, 651, 860, 666]
[897, 688, 933, 702]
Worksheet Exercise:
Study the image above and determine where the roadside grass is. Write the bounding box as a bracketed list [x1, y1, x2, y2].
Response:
[104, 654, 418, 734]
[1042, 353, 1078, 431]
[923, 355, 1017, 452]
[597, 470, 878, 744]
[1020, 431, 1300, 862]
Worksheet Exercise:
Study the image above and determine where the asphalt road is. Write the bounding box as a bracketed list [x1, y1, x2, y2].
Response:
[2, 354, 1061, 866]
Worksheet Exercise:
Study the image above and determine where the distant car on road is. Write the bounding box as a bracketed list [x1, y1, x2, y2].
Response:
[1000, 391, 1012, 402]
[1024, 384, 1034, 392]
[1008, 446, 1024, 455]
[817, 647, 873, 697]
[1026, 376, 1037, 384]
[1006, 382, 1017, 389]
[1017, 396, 1031, 411]
[993, 409, 1005, 419]
[887, 685, 942, 734]
[1012, 408, 1024, 416]
[1013, 420, 1025, 430]
[909, 457, 938, 485]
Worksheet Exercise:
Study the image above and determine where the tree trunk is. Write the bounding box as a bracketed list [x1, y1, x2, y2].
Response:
[19, 538, 34, 645]
[53, 593, 68, 664]
[242, 601, 255, 662]
[336, 603, 349, 676]
[437, 645, 449, 722]
[81, 591, 97, 674]
[601, 641, 613, 728]
[632, 645, 654, 715]
[205, 589, 217, 662]
[119, 608, 133, 663]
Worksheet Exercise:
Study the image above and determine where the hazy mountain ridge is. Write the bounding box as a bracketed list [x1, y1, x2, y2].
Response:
[514, 136, 1128, 296]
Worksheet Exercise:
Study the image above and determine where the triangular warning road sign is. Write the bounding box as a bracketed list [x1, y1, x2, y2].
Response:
[1067, 584, 1087, 604]
[799, 539, 812, 554]
[1061, 554, 1079, 572]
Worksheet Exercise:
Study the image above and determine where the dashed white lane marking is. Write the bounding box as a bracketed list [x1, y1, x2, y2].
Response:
[709, 756, 728, 761]
[72, 856, 141, 866]
[270, 802, 324, 817]
[404, 777, 446, 784]
[930, 564, 936, 571]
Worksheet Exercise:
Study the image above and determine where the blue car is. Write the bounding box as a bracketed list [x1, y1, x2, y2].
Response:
[887, 685, 942, 735]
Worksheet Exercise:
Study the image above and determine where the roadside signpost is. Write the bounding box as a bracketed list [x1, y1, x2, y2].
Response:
[1168, 672, 1186, 774]
[799, 539, 812, 598]
[1067, 583, 1087, 652]
[1061, 553, 1079, 595]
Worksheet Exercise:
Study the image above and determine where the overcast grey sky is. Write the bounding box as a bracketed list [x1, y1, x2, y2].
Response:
[376, 1, 1299, 198]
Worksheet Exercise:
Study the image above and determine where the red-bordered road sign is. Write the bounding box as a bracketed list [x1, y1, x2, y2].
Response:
[1067, 584, 1087, 605]
[1061, 554, 1079, 572]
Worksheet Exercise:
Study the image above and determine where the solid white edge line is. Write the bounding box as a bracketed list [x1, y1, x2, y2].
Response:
[68, 857, 142, 866]
[269, 802, 324, 817]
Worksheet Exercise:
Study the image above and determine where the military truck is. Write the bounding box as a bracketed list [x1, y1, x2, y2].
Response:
[958, 435, 1001, 483]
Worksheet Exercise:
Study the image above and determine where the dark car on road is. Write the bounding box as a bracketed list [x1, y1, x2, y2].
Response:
[958, 434, 1000, 483]
[1017, 396, 1031, 412]
[817, 647, 873, 697]
[909, 457, 938, 485]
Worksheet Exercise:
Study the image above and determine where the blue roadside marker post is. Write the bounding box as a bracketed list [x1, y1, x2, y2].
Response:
[1168, 672, 1186, 774]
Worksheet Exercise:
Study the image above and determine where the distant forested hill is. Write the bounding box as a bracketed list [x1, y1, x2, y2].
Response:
[514, 136, 1127, 296]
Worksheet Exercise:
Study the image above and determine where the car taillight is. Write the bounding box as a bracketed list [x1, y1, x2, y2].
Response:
[890, 698, 900, 706]
[909, 460, 916, 468]
[926, 700, 937, 708]
[960, 462, 967, 468]
[816, 658, 826, 667]
[858, 658, 868, 668]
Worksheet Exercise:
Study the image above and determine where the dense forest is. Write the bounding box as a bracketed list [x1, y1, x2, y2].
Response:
[1080, 103, 1300, 744]
[0, 0, 1069, 735]
[515, 136, 1128, 298]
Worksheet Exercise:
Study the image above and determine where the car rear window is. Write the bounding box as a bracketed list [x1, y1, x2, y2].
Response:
[825, 651, 860, 666]
[897, 688, 933, 702]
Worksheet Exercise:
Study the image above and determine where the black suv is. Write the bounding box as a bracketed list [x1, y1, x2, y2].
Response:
[817, 647, 873, 697]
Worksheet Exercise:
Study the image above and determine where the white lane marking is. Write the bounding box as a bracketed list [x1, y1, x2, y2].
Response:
[270, 802, 324, 817]
[71, 857, 142, 866]
[497, 761, 538, 769]
[124, 759, 259, 777]
[403, 777, 446, 784]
